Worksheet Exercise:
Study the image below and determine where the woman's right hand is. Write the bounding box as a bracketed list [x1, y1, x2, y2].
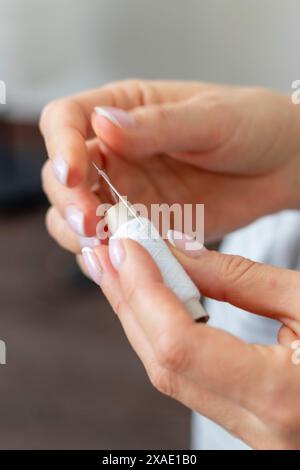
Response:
[76, 234, 300, 449]
[40, 80, 300, 253]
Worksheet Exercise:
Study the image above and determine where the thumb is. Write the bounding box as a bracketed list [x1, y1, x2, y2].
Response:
[91, 98, 224, 158]
[167, 231, 300, 327]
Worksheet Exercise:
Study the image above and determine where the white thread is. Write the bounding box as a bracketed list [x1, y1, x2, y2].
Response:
[110, 216, 206, 320]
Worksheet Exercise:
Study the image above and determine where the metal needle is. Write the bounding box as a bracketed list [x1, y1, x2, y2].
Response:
[92, 162, 143, 223]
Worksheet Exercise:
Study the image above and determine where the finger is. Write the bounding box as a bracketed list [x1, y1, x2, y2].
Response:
[42, 136, 104, 199]
[277, 324, 299, 347]
[170, 243, 300, 323]
[91, 90, 232, 159]
[39, 80, 203, 187]
[76, 253, 92, 280]
[105, 239, 267, 410]
[46, 207, 100, 254]
[81, 245, 156, 368]
[42, 159, 101, 237]
[84, 246, 251, 439]
[40, 99, 92, 187]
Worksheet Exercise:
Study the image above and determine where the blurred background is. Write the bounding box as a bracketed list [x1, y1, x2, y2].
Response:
[0, 0, 298, 449]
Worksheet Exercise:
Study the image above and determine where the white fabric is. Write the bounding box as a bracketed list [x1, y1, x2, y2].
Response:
[192, 210, 300, 450]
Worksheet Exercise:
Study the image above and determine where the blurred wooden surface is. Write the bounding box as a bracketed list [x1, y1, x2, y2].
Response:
[0, 207, 190, 449]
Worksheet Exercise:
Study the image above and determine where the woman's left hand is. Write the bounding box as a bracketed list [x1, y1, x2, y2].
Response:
[78, 236, 300, 450]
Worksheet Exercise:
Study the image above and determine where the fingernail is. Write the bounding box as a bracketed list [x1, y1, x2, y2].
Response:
[167, 230, 206, 258]
[65, 206, 86, 236]
[109, 238, 126, 269]
[81, 247, 103, 286]
[52, 155, 69, 185]
[94, 107, 136, 129]
[79, 237, 101, 249]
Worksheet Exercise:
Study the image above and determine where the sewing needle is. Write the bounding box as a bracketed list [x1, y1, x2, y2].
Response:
[92, 162, 143, 224]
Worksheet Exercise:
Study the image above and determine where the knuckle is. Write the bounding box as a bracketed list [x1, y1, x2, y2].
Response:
[113, 298, 126, 318]
[39, 99, 63, 133]
[102, 78, 146, 108]
[121, 78, 146, 93]
[40, 98, 80, 134]
[197, 92, 239, 145]
[135, 80, 161, 106]
[155, 105, 174, 124]
[123, 78, 145, 90]
[220, 255, 256, 286]
[117, 79, 160, 107]
[154, 330, 187, 373]
[148, 366, 176, 397]
[108, 78, 143, 89]
[207, 96, 233, 118]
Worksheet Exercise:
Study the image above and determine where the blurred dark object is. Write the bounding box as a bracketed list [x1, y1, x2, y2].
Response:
[0, 120, 46, 211]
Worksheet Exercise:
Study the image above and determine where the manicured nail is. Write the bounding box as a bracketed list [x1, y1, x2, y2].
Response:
[81, 247, 103, 286]
[65, 206, 86, 236]
[94, 107, 136, 129]
[79, 237, 101, 249]
[52, 155, 69, 185]
[109, 238, 126, 269]
[167, 230, 206, 258]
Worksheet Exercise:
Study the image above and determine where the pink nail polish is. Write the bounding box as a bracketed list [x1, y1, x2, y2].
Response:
[167, 230, 206, 258]
[109, 238, 126, 269]
[52, 155, 69, 185]
[82, 248, 103, 286]
[79, 237, 101, 249]
[65, 206, 85, 236]
[94, 107, 136, 129]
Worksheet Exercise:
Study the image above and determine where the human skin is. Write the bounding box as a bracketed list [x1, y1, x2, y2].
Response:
[40, 80, 300, 243]
[40, 80, 300, 448]
[75, 236, 300, 450]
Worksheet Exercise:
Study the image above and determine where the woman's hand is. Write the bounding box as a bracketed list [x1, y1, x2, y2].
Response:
[77, 235, 300, 450]
[41, 80, 300, 245]
[40, 80, 300, 448]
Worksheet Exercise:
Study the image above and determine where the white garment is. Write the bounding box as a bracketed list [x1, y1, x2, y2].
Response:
[192, 210, 300, 450]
